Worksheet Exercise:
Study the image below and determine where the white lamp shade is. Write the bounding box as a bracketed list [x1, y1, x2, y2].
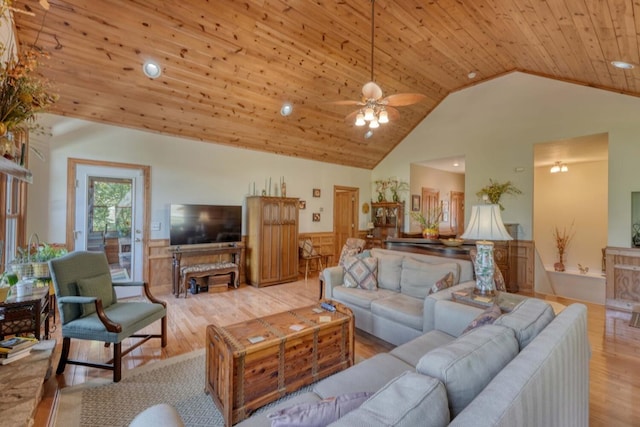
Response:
[460, 204, 513, 241]
[378, 109, 389, 123]
[364, 107, 375, 121]
[355, 112, 366, 126]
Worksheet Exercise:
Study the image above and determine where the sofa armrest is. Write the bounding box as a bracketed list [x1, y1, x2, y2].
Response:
[322, 266, 345, 298]
[423, 281, 476, 332]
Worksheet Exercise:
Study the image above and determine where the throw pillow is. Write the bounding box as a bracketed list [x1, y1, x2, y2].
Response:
[268, 392, 373, 427]
[469, 248, 506, 292]
[343, 256, 378, 290]
[462, 303, 502, 334]
[299, 239, 318, 258]
[428, 271, 455, 295]
[77, 273, 115, 316]
[338, 244, 361, 266]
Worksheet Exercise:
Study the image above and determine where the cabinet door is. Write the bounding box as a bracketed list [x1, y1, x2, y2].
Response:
[260, 200, 282, 284]
[280, 200, 299, 281]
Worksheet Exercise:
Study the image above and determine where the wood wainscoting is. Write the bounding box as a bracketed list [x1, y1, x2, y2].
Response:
[146, 238, 247, 291]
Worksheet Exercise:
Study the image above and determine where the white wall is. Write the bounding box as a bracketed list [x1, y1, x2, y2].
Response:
[27, 115, 372, 243]
[375, 71, 640, 247]
[534, 160, 607, 273]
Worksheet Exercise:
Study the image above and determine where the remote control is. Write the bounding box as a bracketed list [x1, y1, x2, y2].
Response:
[321, 302, 336, 312]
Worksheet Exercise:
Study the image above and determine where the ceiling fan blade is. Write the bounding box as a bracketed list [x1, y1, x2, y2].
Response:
[327, 100, 364, 106]
[362, 81, 383, 100]
[345, 109, 360, 123]
[386, 106, 401, 120]
[383, 93, 426, 107]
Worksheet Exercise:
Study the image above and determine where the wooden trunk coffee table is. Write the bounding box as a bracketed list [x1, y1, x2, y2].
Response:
[205, 300, 354, 426]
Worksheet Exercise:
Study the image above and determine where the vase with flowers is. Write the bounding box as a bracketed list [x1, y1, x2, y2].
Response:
[411, 206, 443, 239]
[553, 222, 575, 272]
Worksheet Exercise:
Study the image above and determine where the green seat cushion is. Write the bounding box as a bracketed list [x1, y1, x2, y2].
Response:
[77, 273, 115, 316]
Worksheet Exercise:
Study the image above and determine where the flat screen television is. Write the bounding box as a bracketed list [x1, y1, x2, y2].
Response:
[170, 204, 242, 246]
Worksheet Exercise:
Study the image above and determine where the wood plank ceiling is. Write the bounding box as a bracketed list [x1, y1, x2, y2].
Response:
[11, 0, 640, 169]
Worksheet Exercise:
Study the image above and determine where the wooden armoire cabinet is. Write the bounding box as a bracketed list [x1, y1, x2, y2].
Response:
[246, 196, 299, 287]
[370, 202, 404, 247]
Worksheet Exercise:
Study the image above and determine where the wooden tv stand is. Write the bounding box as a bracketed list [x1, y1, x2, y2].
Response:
[169, 244, 243, 297]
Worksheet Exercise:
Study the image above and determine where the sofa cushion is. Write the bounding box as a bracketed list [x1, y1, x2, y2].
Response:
[416, 324, 519, 417]
[343, 256, 378, 290]
[494, 298, 555, 349]
[390, 330, 456, 367]
[313, 353, 414, 398]
[77, 273, 114, 316]
[376, 253, 404, 291]
[329, 371, 449, 427]
[370, 294, 424, 330]
[462, 303, 502, 334]
[268, 392, 373, 427]
[332, 287, 396, 309]
[428, 272, 455, 295]
[400, 258, 460, 299]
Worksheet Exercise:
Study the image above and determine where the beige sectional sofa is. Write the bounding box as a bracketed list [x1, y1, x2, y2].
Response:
[236, 293, 590, 426]
[322, 248, 476, 345]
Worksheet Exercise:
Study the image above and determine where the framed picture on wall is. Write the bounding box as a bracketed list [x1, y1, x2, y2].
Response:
[313, 188, 321, 198]
[312, 213, 321, 222]
[411, 195, 420, 211]
[299, 200, 306, 209]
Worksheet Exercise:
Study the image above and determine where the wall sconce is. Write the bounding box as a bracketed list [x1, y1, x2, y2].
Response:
[550, 161, 568, 173]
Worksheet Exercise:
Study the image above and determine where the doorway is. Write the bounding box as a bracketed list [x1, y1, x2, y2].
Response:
[333, 186, 359, 260]
[67, 159, 150, 297]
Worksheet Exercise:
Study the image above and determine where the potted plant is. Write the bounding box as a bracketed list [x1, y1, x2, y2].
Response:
[411, 206, 443, 239]
[476, 179, 522, 210]
[31, 243, 68, 278]
[388, 179, 409, 202]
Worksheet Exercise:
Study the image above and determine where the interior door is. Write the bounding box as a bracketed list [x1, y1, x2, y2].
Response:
[333, 187, 358, 261]
[450, 191, 465, 236]
[421, 187, 440, 217]
[75, 164, 144, 297]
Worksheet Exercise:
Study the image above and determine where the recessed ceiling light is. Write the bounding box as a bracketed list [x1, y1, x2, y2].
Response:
[142, 60, 161, 78]
[280, 102, 293, 116]
[467, 71, 477, 79]
[611, 60, 634, 70]
[453, 162, 459, 167]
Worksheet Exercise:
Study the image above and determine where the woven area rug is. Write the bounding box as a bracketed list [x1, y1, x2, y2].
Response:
[54, 349, 314, 427]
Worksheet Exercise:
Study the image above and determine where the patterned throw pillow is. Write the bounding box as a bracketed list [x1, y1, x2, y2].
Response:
[469, 248, 507, 292]
[339, 245, 361, 266]
[428, 271, 455, 295]
[299, 239, 318, 257]
[462, 303, 502, 334]
[343, 256, 378, 290]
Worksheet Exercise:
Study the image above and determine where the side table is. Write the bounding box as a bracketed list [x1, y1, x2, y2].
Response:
[0, 287, 50, 340]
[451, 287, 527, 312]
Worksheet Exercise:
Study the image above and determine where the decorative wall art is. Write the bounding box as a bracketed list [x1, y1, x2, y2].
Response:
[299, 200, 306, 209]
[411, 195, 420, 211]
[313, 188, 321, 198]
[312, 213, 321, 222]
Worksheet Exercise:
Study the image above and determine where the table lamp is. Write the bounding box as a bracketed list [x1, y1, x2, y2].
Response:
[460, 204, 513, 296]
[366, 222, 375, 238]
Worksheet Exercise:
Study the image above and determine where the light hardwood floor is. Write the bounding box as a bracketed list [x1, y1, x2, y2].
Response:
[36, 276, 640, 426]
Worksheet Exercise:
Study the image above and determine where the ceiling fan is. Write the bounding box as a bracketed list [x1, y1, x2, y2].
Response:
[333, 0, 425, 130]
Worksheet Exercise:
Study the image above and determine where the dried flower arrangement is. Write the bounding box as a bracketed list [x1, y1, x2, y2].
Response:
[552, 222, 575, 272]
[411, 206, 443, 231]
[476, 179, 522, 210]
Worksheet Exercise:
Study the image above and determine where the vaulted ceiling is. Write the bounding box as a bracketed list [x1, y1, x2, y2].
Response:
[11, 0, 640, 169]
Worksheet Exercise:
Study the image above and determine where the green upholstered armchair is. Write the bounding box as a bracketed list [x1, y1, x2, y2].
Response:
[49, 251, 167, 382]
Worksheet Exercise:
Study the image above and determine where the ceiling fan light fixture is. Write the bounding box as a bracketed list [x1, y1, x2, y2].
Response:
[355, 112, 366, 126]
[369, 119, 379, 129]
[364, 107, 375, 121]
[378, 109, 389, 124]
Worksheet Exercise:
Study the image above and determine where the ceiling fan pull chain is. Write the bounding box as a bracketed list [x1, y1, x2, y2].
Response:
[370, 0, 375, 84]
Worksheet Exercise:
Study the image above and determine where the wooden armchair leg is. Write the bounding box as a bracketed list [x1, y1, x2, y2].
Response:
[161, 316, 167, 347]
[56, 337, 71, 375]
[113, 342, 122, 383]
